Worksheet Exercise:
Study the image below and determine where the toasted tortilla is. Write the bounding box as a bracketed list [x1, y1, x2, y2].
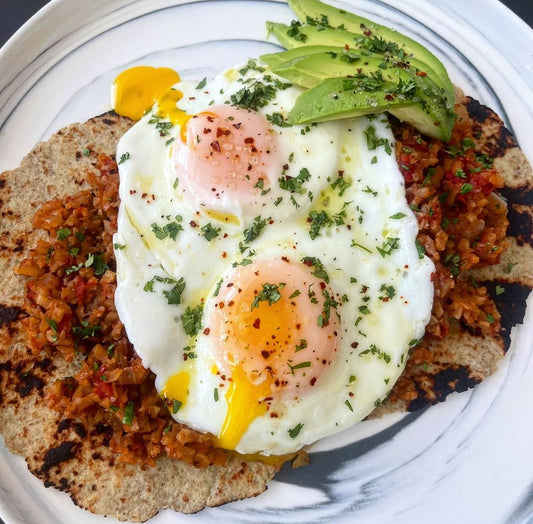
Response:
[0, 113, 279, 521]
[0, 92, 532, 521]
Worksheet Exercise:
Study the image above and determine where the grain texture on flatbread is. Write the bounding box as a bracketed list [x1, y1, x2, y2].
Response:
[0, 113, 278, 522]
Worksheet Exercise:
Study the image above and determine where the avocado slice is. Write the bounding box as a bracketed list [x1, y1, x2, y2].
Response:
[287, 0, 452, 91]
[260, 44, 353, 68]
[265, 22, 453, 102]
[268, 50, 455, 140]
[288, 75, 455, 142]
[267, 21, 356, 49]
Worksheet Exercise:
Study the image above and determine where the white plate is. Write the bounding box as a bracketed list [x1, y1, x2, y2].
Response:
[1, 1, 532, 523]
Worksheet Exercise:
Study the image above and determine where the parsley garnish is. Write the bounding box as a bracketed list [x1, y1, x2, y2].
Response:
[278, 167, 311, 194]
[251, 283, 284, 310]
[57, 228, 71, 240]
[181, 304, 203, 336]
[308, 210, 334, 240]
[376, 237, 400, 257]
[287, 20, 307, 42]
[288, 422, 304, 439]
[122, 401, 134, 425]
[201, 223, 221, 241]
[164, 277, 186, 305]
[195, 77, 207, 89]
[301, 256, 329, 283]
[266, 112, 291, 127]
[240, 215, 270, 252]
[151, 216, 183, 241]
[118, 152, 130, 165]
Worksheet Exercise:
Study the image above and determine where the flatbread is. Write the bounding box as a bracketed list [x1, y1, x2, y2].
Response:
[0, 113, 279, 521]
[0, 91, 532, 521]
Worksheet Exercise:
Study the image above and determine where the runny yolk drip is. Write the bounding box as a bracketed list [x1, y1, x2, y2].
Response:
[112, 66, 191, 131]
[161, 371, 190, 411]
[215, 366, 270, 450]
[210, 258, 339, 450]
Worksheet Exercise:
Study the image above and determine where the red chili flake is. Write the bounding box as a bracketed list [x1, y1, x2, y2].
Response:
[385, 94, 396, 101]
[216, 127, 230, 137]
[244, 137, 254, 144]
[319, 282, 326, 290]
[281, 256, 289, 262]
[253, 318, 261, 329]
[227, 300, 234, 307]
[203, 127, 212, 134]
[261, 350, 270, 358]
[203, 328, 210, 335]
[207, 116, 214, 122]
[416, 71, 428, 77]
[310, 377, 317, 386]
[270, 413, 279, 418]
[210, 140, 221, 152]
[189, 221, 198, 227]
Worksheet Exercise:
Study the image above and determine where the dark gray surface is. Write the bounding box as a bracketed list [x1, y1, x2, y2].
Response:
[0, 0, 532, 47]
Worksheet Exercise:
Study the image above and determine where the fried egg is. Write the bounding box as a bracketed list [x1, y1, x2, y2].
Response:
[113, 61, 434, 456]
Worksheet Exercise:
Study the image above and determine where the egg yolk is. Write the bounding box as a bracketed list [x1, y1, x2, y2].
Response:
[209, 258, 339, 450]
[112, 66, 190, 129]
[172, 105, 281, 212]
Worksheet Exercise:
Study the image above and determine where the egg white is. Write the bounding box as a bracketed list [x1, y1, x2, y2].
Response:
[114, 62, 434, 455]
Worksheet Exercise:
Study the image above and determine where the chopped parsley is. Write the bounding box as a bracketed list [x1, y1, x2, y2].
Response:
[240, 215, 270, 252]
[376, 237, 400, 257]
[57, 228, 71, 240]
[266, 112, 291, 127]
[330, 175, 351, 196]
[251, 282, 284, 310]
[151, 216, 183, 241]
[181, 304, 203, 336]
[288, 422, 304, 439]
[301, 256, 329, 283]
[308, 209, 334, 239]
[200, 223, 221, 241]
[278, 167, 311, 194]
[118, 152, 130, 165]
[364, 126, 392, 154]
[195, 77, 207, 90]
[122, 401, 134, 425]
[359, 344, 391, 364]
